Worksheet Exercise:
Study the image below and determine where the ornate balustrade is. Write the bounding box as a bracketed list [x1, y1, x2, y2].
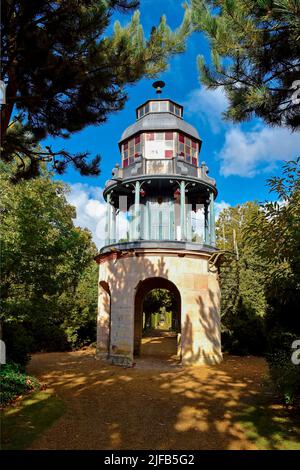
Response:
[107, 156, 216, 188]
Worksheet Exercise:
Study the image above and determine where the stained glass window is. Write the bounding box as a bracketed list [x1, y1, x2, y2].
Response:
[122, 135, 143, 166]
[129, 139, 134, 157]
[155, 132, 164, 140]
[176, 133, 198, 165]
[135, 143, 141, 155]
[122, 131, 198, 167]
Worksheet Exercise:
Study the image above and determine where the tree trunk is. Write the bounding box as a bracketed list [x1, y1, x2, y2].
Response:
[0, 75, 16, 142]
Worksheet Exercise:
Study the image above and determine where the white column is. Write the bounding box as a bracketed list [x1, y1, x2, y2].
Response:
[187, 204, 192, 241]
[209, 192, 216, 246]
[134, 181, 141, 240]
[180, 180, 186, 241]
[204, 201, 210, 245]
[105, 193, 111, 245]
[111, 204, 116, 243]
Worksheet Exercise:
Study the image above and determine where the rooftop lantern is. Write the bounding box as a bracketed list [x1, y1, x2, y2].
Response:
[152, 80, 165, 95]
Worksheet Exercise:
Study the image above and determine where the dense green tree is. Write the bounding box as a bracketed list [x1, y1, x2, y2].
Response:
[1, 0, 190, 179]
[191, 0, 300, 130]
[246, 158, 300, 334]
[0, 163, 97, 363]
[217, 202, 267, 354]
[143, 289, 178, 331]
[144, 289, 173, 316]
[217, 161, 300, 401]
[59, 262, 98, 349]
[244, 159, 300, 404]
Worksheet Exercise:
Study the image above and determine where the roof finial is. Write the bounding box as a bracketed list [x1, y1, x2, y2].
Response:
[152, 80, 165, 95]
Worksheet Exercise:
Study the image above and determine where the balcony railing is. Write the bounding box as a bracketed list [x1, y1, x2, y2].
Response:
[109, 156, 216, 186]
[145, 159, 174, 175]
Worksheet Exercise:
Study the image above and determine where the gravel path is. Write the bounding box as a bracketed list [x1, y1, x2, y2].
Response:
[27, 348, 267, 450]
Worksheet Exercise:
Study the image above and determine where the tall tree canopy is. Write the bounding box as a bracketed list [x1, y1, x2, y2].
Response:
[216, 202, 267, 354]
[1, 0, 190, 179]
[191, 0, 300, 130]
[0, 163, 97, 363]
[246, 158, 300, 334]
[217, 159, 300, 355]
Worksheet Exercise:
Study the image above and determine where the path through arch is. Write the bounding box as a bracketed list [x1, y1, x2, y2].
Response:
[134, 277, 181, 363]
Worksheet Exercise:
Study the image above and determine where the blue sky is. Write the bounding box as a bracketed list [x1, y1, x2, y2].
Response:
[44, 0, 300, 247]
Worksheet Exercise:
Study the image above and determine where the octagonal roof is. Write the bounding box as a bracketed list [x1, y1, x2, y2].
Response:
[119, 111, 201, 145]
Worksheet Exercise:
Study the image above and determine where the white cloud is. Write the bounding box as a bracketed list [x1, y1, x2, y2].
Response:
[218, 125, 300, 177]
[184, 86, 300, 179]
[183, 86, 228, 134]
[215, 200, 231, 219]
[67, 183, 129, 249]
[67, 183, 106, 248]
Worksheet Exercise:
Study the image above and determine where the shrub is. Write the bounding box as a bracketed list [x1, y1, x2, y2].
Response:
[3, 323, 33, 366]
[266, 331, 300, 406]
[222, 300, 267, 356]
[65, 320, 96, 349]
[30, 320, 69, 353]
[0, 362, 40, 407]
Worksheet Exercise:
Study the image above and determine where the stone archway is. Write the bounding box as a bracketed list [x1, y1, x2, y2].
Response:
[134, 277, 181, 359]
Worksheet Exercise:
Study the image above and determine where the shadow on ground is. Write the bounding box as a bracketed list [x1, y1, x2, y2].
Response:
[17, 348, 291, 450]
[140, 331, 179, 365]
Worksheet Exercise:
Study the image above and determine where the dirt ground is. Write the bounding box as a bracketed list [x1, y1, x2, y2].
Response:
[25, 342, 269, 450]
[140, 330, 178, 360]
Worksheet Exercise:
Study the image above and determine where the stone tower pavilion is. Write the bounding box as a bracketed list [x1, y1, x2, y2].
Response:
[95, 83, 222, 366]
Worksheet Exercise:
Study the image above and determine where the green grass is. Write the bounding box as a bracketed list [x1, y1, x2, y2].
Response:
[237, 400, 300, 450]
[1, 389, 66, 450]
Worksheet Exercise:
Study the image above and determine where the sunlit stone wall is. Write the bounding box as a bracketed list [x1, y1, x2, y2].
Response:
[96, 248, 222, 367]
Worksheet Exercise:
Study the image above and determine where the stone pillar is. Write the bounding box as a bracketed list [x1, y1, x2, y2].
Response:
[109, 281, 134, 366]
[204, 202, 210, 245]
[96, 282, 111, 359]
[209, 191, 216, 246]
[180, 180, 186, 241]
[134, 181, 141, 240]
[180, 275, 222, 365]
